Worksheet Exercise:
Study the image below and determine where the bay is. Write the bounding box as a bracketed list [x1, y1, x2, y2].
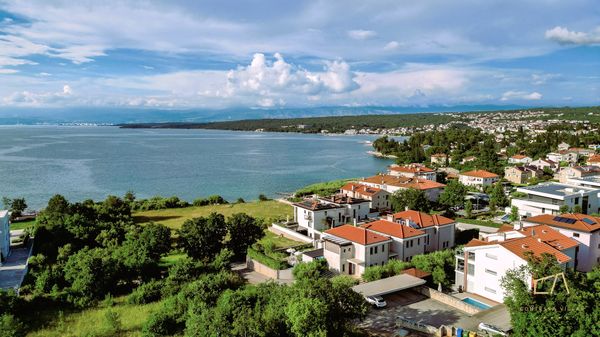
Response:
[0, 126, 394, 209]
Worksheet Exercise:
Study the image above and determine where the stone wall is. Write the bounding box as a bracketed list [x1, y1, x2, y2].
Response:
[416, 286, 481, 315]
[246, 258, 294, 281]
[269, 224, 313, 243]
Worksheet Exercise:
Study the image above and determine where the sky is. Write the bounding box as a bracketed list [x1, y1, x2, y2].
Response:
[0, 0, 599, 110]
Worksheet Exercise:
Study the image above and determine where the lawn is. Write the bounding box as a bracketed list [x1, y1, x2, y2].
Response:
[10, 219, 36, 231]
[133, 200, 293, 229]
[258, 231, 303, 249]
[456, 217, 503, 228]
[26, 296, 162, 337]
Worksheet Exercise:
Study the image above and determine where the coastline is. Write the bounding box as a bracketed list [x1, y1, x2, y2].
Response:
[367, 150, 398, 159]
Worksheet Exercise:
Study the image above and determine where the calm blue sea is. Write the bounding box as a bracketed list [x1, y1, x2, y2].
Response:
[0, 126, 394, 209]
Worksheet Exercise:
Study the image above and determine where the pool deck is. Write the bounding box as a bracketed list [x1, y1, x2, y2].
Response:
[453, 292, 500, 308]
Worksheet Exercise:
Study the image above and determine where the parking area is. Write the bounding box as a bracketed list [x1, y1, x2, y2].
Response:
[357, 289, 510, 336]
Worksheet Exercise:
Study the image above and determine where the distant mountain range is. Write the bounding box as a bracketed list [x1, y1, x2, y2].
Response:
[0, 105, 531, 125]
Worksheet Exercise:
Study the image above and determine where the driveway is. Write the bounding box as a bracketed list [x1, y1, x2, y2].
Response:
[0, 237, 33, 291]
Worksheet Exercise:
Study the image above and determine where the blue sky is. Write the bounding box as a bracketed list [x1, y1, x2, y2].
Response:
[0, 0, 599, 110]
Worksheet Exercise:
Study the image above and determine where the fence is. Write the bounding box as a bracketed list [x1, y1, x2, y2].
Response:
[269, 224, 313, 243]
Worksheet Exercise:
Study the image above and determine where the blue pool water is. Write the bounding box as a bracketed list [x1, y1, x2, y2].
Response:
[462, 297, 491, 310]
[0, 126, 395, 209]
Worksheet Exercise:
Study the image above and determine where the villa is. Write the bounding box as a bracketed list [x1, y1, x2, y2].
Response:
[340, 182, 391, 211]
[388, 164, 436, 181]
[387, 210, 455, 252]
[504, 166, 543, 184]
[458, 170, 499, 189]
[511, 182, 600, 217]
[430, 153, 449, 166]
[522, 213, 600, 272]
[362, 220, 427, 262]
[359, 174, 446, 202]
[586, 154, 600, 167]
[530, 158, 558, 172]
[456, 225, 576, 302]
[508, 154, 532, 165]
[557, 165, 600, 183]
[0, 211, 9, 265]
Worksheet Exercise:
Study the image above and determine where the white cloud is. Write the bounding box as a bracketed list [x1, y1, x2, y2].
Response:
[2, 84, 74, 106]
[347, 29, 377, 40]
[500, 90, 542, 101]
[545, 26, 600, 45]
[383, 41, 400, 51]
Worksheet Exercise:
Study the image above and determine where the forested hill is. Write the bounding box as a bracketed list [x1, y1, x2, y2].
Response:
[120, 106, 600, 133]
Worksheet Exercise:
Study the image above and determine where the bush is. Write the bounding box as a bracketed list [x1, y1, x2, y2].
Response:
[258, 194, 269, 201]
[103, 310, 122, 335]
[294, 179, 355, 197]
[0, 314, 25, 337]
[362, 259, 412, 282]
[128, 280, 164, 304]
[247, 246, 288, 270]
[192, 195, 227, 206]
[142, 310, 180, 337]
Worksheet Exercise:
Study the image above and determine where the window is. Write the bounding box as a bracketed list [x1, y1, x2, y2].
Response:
[342, 264, 345, 272]
[417, 238, 420, 245]
[573, 233, 580, 238]
[485, 253, 498, 260]
[575, 197, 579, 204]
[370, 247, 373, 255]
[467, 263, 475, 276]
[374, 246, 378, 254]
[484, 287, 497, 294]
[485, 269, 497, 276]
[382, 244, 385, 252]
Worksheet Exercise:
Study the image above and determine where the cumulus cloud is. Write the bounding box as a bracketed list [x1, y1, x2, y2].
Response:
[545, 26, 600, 45]
[383, 41, 400, 51]
[2, 84, 73, 106]
[500, 90, 542, 101]
[347, 30, 377, 40]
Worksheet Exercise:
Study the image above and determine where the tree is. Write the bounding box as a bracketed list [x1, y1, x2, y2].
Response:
[411, 250, 455, 289]
[464, 200, 473, 218]
[489, 182, 509, 208]
[510, 206, 519, 222]
[559, 204, 570, 214]
[116, 223, 171, 278]
[285, 298, 327, 337]
[1, 197, 27, 219]
[225, 213, 264, 259]
[178, 213, 227, 261]
[573, 205, 583, 214]
[390, 189, 431, 212]
[64, 247, 120, 306]
[438, 180, 468, 210]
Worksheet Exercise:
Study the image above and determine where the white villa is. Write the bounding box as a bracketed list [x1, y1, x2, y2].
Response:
[340, 182, 391, 211]
[557, 165, 600, 183]
[508, 154, 532, 165]
[458, 170, 499, 189]
[530, 158, 559, 172]
[359, 174, 446, 202]
[0, 210, 10, 265]
[511, 183, 600, 217]
[387, 210, 455, 253]
[388, 164, 437, 181]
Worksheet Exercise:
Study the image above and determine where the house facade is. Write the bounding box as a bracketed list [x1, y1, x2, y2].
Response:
[322, 225, 392, 276]
[359, 174, 446, 202]
[586, 154, 600, 167]
[508, 155, 532, 165]
[511, 183, 600, 217]
[292, 195, 372, 240]
[388, 164, 436, 181]
[340, 182, 391, 210]
[522, 214, 600, 272]
[430, 153, 449, 166]
[455, 227, 575, 302]
[362, 219, 427, 262]
[530, 158, 558, 172]
[547, 151, 578, 164]
[504, 166, 543, 184]
[388, 210, 455, 253]
[0, 210, 10, 265]
[458, 170, 499, 189]
[557, 165, 600, 183]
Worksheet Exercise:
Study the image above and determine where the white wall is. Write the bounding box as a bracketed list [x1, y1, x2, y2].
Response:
[0, 212, 10, 262]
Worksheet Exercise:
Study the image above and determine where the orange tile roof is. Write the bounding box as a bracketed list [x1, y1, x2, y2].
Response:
[497, 224, 515, 233]
[392, 210, 454, 228]
[389, 164, 435, 173]
[511, 154, 529, 159]
[500, 236, 571, 264]
[324, 224, 391, 245]
[587, 154, 600, 163]
[431, 153, 447, 158]
[460, 170, 499, 178]
[524, 213, 600, 233]
[361, 174, 445, 190]
[362, 219, 425, 239]
[518, 225, 579, 251]
[340, 182, 383, 197]
[464, 239, 494, 248]
[401, 267, 431, 279]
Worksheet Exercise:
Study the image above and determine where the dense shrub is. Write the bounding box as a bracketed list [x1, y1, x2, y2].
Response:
[247, 246, 289, 270]
[128, 280, 164, 304]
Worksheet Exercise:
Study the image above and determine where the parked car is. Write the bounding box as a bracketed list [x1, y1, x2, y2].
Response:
[365, 295, 387, 308]
[478, 322, 508, 336]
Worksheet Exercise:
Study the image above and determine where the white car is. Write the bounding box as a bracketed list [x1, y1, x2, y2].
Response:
[365, 295, 387, 308]
[478, 323, 508, 336]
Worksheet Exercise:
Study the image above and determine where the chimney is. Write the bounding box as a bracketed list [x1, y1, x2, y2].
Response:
[353, 218, 357, 226]
[531, 229, 535, 236]
[537, 238, 542, 243]
[405, 206, 409, 211]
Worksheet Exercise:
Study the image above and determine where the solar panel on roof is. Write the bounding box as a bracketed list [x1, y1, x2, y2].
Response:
[553, 216, 577, 224]
[582, 218, 596, 225]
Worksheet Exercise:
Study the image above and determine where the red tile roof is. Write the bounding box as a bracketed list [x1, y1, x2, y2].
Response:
[511, 154, 530, 159]
[362, 219, 425, 239]
[587, 154, 600, 163]
[401, 267, 431, 279]
[500, 236, 571, 264]
[389, 164, 435, 173]
[518, 225, 579, 251]
[431, 153, 447, 158]
[460, 170, 499, 178]
[464, 239, 494, 248]
[524, 213, 600, 233]
[392, 210, 454, 228]
[324, 224, 391, 245]
[340, 182, 384, 197]
[361, 174, 445, 190]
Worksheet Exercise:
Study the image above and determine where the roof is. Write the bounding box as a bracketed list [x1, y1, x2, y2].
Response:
[570, 165, 600, 174]
[362, 219, 425, 239]
[352, 274, 426, 297]
[324, 224, 391, 245]
[400, 267, 431, 279]
[464, 239, 495, 248]
[497, 224, 515, 233]
[392, 210, 454, 228]
[431, 153, 447, 158]
[524, 213, 600, 233]
[460, 170, 499, 178]
[518, 225, 579, 251]
[516, 183, 596, 198]
[340, 182, 384, 197]
[511, 154, 530, 159]
[588, 154, 600, 163]
[500, 236, 571, 264]
[0, 210, 8, 218]
[533, 158, 557, 165]
[361, 174, 446, 190]
[302, 248, 324, 259]
[319, 194, 370, 205]
[293, 199, 342, 211]
[389, 164, 434, 174]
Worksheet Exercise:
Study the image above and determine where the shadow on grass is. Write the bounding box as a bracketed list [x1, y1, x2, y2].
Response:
[132, 215, 181, 223]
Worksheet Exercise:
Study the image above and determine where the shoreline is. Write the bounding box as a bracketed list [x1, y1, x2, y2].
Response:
[367, 150, 398, 159]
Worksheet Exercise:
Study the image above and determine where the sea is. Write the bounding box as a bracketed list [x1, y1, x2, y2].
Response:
[0, 126, 395, 210]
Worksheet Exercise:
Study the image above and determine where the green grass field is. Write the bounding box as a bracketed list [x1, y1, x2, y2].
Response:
[10, 219, 36, 231]
[133, 200, 293, 229]
[26, 296, 162, 337]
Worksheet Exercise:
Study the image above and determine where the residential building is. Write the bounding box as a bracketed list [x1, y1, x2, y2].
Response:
[388, 164, 436, 181]
[322, 224, 392, 276]
[387, 210, 455, 252]
[557, 165, 600, 183]
[586, 154, 600, 167]
[461, 156, 477, 164]
[568, 147, 595, 157]
[557, 142, 570, 151]
[362, 219, 426, 262]
[508, 154, 532, 165]
[430, 153, 449, 166]
[511, 183, 600, 217]
[522, 214, 600, 272]
[530, 158, 559, 172]
[458, 170, 499, 189]
[455, 226, 575, 302]
[340, 182, 391, 211]
[547, 151, 578, 164]
[504, 166, 543, 184]
[0, 211, 10, 265]
[588, 144, 600, 151]
[359, 174, 446, 202]
[292, 195, 372, 240]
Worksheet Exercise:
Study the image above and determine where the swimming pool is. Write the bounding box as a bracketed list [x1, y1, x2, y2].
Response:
[462, 297, 491, 310]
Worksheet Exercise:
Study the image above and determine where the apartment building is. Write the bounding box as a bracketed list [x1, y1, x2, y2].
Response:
[387, 210, 455, 252]
[458, 170, 499, 189]
[504, 166, 543, 184]
[530, 158, 558, 172]
[508, 154, 532, 165]
[340, 182, 391, 210]
[359, 174, 446, 202]
[557, 166, 600, 183]
[388, 164, 436, 181]
[362, 219, 427, 262]
[511, 183, 600, 217]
